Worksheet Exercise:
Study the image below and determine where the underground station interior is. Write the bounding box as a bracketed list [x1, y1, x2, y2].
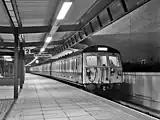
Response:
[0, 0, 160, 120]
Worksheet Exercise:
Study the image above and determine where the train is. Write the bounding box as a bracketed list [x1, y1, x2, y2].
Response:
[30, 45, 123, 91]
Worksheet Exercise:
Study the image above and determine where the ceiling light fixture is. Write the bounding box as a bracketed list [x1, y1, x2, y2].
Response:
[40, 48, 45, 52]
[35, 60, 39, 64]
[45, 36, 52, 43]
[3, 55, 11, 58]
[56, 1, 72, 20]
[39, 1, 72, 55]
[4, 0, 18, 27]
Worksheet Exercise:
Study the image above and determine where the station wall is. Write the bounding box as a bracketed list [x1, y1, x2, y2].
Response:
[88, 0, 160, 71]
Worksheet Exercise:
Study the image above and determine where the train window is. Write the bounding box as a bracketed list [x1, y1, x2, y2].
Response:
[91, 17, 101, 32]
[109, 56, 120, 67]
[98, 8, 110, 27]
[64, 61, 66, 72]
[69, 59, 72, 72]
[109, 0, 125, 20]
[99, 56, 108, 66]
[61, 61, 63, 72]
[86, 56, 97, 66]
[124, 0, 147, 11]
[77, 57, 81, 73]
[76, 58, 78, 71]
[66, 60, 68, 72]
[71, 59, 73, 72]
[73, 59, 75, 72]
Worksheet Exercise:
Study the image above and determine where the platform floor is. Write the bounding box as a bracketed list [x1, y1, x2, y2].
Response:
[5, 73, 158, 120]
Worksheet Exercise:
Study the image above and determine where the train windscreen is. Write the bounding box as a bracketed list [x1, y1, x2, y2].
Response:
[109, 56, 120, 67]
[86, 56, 97, 66]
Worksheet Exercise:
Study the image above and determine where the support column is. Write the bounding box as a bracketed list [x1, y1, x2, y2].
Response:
[22, 49, 25, 84]
[14, 28, 19, 99]
[20, 44, 25, 89]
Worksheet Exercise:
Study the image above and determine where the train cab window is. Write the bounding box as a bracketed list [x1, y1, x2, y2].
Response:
[86, 56, 97, 66]
[99, 56, 108, 66]
[109, 56, 120, 67]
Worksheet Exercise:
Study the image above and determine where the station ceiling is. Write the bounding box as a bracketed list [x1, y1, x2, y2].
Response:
[0, 0, 107, 61]
[0, 0, 97, 47]
[0, 0, 152, 65]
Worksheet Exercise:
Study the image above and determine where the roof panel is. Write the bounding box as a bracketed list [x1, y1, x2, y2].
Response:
[52, 32, 69, 41]
[0, 34, 14, 42]
[17, 0, 59, 26]
[24, 33, 45, 42]
[62, 0, 97, 24]
[0, 1, 11, 26]
[22, 19, 46, 26]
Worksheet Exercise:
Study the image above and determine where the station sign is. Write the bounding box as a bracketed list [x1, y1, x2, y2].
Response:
[24, 48, 31, 55]
[34, 54, 52, 58]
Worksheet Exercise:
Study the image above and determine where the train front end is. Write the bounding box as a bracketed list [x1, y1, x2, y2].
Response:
[82, 45, 123, 91]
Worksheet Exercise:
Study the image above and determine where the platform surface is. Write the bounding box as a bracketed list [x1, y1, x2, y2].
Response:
[5, 73, 159, 120]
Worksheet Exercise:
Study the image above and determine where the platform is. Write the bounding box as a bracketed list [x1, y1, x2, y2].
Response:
[4, 73, 159, 120]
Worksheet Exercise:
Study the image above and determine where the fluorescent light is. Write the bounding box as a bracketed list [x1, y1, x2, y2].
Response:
[35, 60, 39, 64]
[6, 2, 13, 10]
[9, 11, 15, 16]
[3, 56, 11, 58]
[45, 36, 52, 43]
[57, 2, 72, 20]
[5, 58, 13, 61]
[98, 47, 108, 51]
[11, 17, 17, 22]
[40, 48, 45, 52]
[14, 22, 18, 27]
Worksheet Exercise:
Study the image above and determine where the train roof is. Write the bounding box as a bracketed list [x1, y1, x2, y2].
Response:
[82, 45, 120, 53]
[32, 45, 120, 66]
[54, 45, 120, 60]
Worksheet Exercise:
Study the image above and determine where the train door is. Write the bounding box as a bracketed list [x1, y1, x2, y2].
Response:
[108, 53, 122, 84]
[98, 55, 109, 85]
[83, 53, 110, 90]
[83, 53, 98, 85]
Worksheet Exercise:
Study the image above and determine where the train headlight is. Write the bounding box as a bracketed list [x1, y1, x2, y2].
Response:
[111, 68, 114, 72]
[110, 67, 114, 75]
[118, 71, 122, 76]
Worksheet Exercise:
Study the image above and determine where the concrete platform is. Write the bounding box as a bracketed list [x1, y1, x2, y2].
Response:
[5, 73, 159, 120]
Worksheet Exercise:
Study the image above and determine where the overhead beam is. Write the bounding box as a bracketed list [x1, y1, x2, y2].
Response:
[0, 52, 14, 56]
[0, 26, 51, 34]
[23, 42, 43, 47]
[0, 42, 15, 47]
[57, 24, 80, 32]
[40, 0, 63, 54]
[11, 0, 22, 26]
[79, 0, 113, 27]
[0, 40, 64, 48]
[19, 26, 52, 34]
[52, 0, 113, 55]
[2, 0, 14, 26]
[11, 0, 26, 44]
[49, 40, 64, 45]
[23, 39, 64, 47]
[0, 26, 14, 33]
